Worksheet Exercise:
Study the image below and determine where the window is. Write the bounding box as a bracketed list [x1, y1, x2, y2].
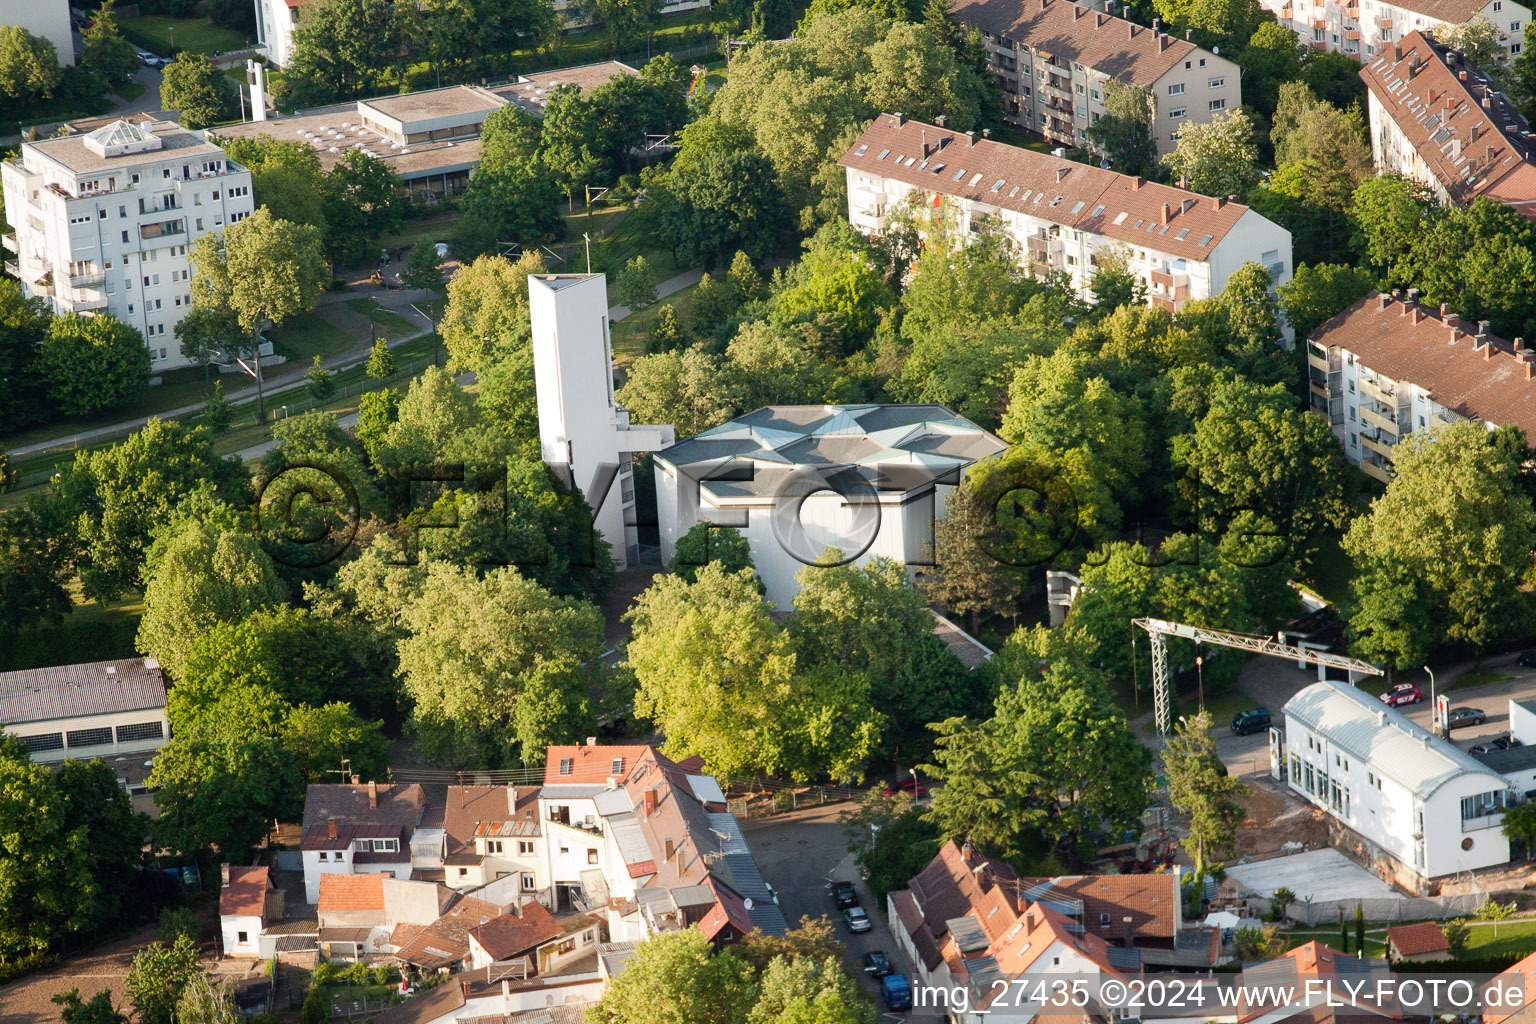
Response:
[1208, 76, 1225, 88]
[20, 732, 63, 753]
[1209, 98, 1226, 111]
[1184, 60, 1191, 69]
[1495, 1, 1502, 9]
[1090, 89, 1099, 99]
[487, 840, 503, 854]
[195, 218, 203, 231]
[612, 757, 624, 775]
[1169, 107, 1186, 119]
[373, 838, 398, 853]
[67, 727, 114, 748]
[317, 852, 328, 862]
[122, 230, 130, 243]
[1514, 20, 1521, 30]
[559, 757, 573, 775]
[1099, 913, 1112, 926]
[1075, 83, 1084, 94]
[116, 721, 163, 742]
[459, 867, 469, 877]
[237, 931, 249, 943]
[1167, 83, 1184, 95]
[119, 205, 126, 217]
[518, 840, 534, 855]
[587, 849, 599, 864]
[522, 872, 536, 892]
[1515, 42, 1524, 52]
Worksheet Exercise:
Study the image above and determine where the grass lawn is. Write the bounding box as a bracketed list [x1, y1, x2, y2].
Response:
[1177, 688, 1263, 727]
[1463, 918, 1536, 957]
[118, 15, 251, 55]
[344, 298, 417, 338]
[1, 365, 210, 454]
[611, 280, 700, 362]
[116, 82, 146, 102]
[377, 216, 464, 254]
[1283, 928, 1386, 957]
[267, 311, 357, 361]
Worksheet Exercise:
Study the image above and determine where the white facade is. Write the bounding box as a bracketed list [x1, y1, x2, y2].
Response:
[529, 274, 673, 569]
[1261, 0, 1527, 60]
[302, 844, 411, 904]
[221, 913, 263, 956]
[1283, 680, 1513, 881]
[253, 0, 299, 67]
[1, 120, 255, 372]
[0, 0, 74, 66]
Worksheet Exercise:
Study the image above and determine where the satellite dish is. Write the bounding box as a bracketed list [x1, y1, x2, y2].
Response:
[744, 897, 754, 911]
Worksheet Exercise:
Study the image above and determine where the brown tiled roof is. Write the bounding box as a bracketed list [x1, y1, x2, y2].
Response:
[441, 786, 540, 861]
[371, 981, 466, 1024]
[468, 903, 563, 961]
[1386, 921, 1450, 956]
[300, 782, 426, 850]
[220, 866, 270, 918]
[839, 114, 1266, 262]
[1378, 0, 1499, 23]
[892, 889, 944, 970]
[318, 874, 385, 913]
[951, 0, 1204, 87]
[543, 743, 654, 784]
[1309, 291, 1536, 438]
[1017, 873, 1180, 940]
[393, 896, 501, 969]
[1361, 33, 1536, 214]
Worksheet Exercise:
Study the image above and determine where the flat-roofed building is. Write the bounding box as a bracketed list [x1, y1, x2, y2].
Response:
[1362, 32, 1536, 219]
[953, 0, 1242, 156]
[1305, 290, 1536, 481]
[840, 113, 1294, 315]
[0, 657, 169, 763]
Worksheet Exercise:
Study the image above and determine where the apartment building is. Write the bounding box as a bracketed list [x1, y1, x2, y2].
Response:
[0, 0, 75, 66]
[1305, 290, 1536, 481]
[1, 120, 255, 371]
[213, 63, 638, 202]
[953, 0, 1241, 156]
[840, 113, 1294, 313]
[1361, 32, 1536, 217]
[1261, 0, 1527, 61]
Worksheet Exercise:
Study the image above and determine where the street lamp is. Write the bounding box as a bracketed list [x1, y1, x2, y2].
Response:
[910, 768, 920, 805]
[1425, 666, 1438, 735]
[1196, 655, 1205, 711]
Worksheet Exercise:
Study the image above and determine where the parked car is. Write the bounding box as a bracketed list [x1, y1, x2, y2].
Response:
[1470, 743, 1490, 755]
[862, 950, 894, 977]
[881, 974, 913, 1011]
[1231, 708, 1271, 736]
[1519, 651, 1536, 667]
[832, 881, 859, 909]
[1379, 682, 1422, 707]
[843, 906, 872, 933]
[1447, 707, 1486, 729]
[881, 777, 928, 798]
[135, 51, 165, 68]
[1491, 737, 1524, 751]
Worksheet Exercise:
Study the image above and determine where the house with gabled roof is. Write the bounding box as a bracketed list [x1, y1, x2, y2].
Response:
[301, 779, 429, 903]
[1234, 941, 1401, 1024]
[429, 785, 544, 895]
[219, 865, 275, 958]
[654, 403, 1007, 606]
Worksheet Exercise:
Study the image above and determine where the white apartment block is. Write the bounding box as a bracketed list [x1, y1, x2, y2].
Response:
[840, 114, 1294, 315]
[1283, 679, 1514, 886]
[1362, 32, 1536, 217]
[0, 0, 75, 65]
[1305, 290, 1536, 482]
[1, 120, 255, 372]
[953, 0, 1242, 157]
[1262, 0, 1528, 60]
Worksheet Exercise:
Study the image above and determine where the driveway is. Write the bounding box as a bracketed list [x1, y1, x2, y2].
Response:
[747, 810, 945, 1020]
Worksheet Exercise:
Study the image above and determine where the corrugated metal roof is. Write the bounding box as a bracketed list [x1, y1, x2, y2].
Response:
[592, 788, 632, 816]
[1105, 945, 1141, 970]
[1284, 680, 1509, 799]
[0, 658, 166, 725]
[606, 812, 651, 868]
[706, 813, 749, 856]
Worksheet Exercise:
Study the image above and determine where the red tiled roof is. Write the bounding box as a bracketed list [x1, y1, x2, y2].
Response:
[220, 866, 269, 918]
[1309, 291, 1536, 438]
[468, 903, 563, 961]
[1361, 33, 1536, 216]
[1385, 921, 1450, 956]
[318, 874, 385, 913]
[950, 0, 1211, 88]
[840, 114, 1267, 262]
[543, 744, 655, 785]
[1018, 873, 1180, 939]
[1485, 950, 1536, 1024]
[393, 896, 501, 970]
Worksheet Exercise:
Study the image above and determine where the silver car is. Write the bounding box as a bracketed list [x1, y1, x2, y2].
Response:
[843, 906, 872, 933]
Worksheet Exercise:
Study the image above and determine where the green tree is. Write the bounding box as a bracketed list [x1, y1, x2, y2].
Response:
[1441, 918, 1470, 958]
[220, 136, 328, 230]
[748, 955, 875, 1024]
[281, 0, 403, 105]
[175, 976, 243, 1024]
[189, 208, 328, 418]
[616, 347, 741, 436]
[176, 303, 244, 382]
[0, 497, 75, 636]
[150, 733, 305, 858]
[0, 279, 52, 430]
[399, 239, 444, 291]
[0, 26, 59, 107]
[37, 313, 150, 415]
[438, 251, 543, 373]
[1395, 198, 1536, 340]
[626, 563, 883, 780]
[160, 53, 236, 129]
[53, 990, 128, 1024]
[1085, 81, 1156, 177]
[575, 0, 658, 53]
[921, 714, 1044, 861]
[920, 480, 1024, 634]
[1240, 21, 1304, 120]
[670, 521, 754, 583]
[1351, 174, 1429, 280]
[1233, 924, 1286, 961]
[661, 147, 790, 268]
[775, 222, 896, 348]
[1346, 422, 1536, 664]
[395, 562, 605, 765]
[1161, 109, 1261, 198]
[1278, 262, 1374, 338]
[355, 387, 400, 462]
[615, 255, 658, 310]
[457, 108, 563, 257]
[136, 514, 289, 678]
[586, 928, 758, 1024]
[365, 337, 395, 379]
[1503, 799, 1536, 858]
[647, 303, 686, 353]
[1163, 710, 1248, 875]
[840, 791, 941, 899]
[59, 418, 246, 602]
[125, 934, 203, 1024]
[727, 250, 765, 304]
[1091, 245, 1148, 311]
[80, 0, 138, 87]
[306, 355, 335, 402]
[1441, 16, 1514, 93]
[321, 150, 405, 266]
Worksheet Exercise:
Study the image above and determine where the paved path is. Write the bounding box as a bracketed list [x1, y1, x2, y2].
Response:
[607, 267, 705, 322]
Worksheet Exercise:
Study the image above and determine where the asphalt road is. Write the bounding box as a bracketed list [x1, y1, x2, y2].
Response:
[748, 813, 947, 1020]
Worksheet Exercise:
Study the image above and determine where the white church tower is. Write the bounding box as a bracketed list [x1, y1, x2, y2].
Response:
[529, 274, 674, 569]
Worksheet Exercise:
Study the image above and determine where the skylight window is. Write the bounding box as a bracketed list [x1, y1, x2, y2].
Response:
[904, 156, 916, 166]
[1175, 228, 1189, 239]
[1113, 212, 1128, 225]
[953, 168, 967, 181]
[991, 179, 1005, 191]
[1158, 224, 1170, 235]
[1133, 219, 1143, 229]
[932, 163, 945, 173]
[1071, 200, 1086, 213]
[968, 172, 983, 186]
[855, 144, 868, 156]
[918, 160, 929, 170]
[1200, 234, 1213, 245]
[1009, 186, 1020, 197]
[876, 148, 889, 160]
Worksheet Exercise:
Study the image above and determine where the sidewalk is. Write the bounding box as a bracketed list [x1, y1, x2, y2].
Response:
[608, 267, 706, 321]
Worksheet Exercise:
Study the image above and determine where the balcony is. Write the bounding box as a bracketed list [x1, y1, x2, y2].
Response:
[1029, 260, 1052, 279]
[1, 233, 15, 254]
[1463, 811, 1506, 833]
[850, 204, 887, 231]
[140, 218, 185, 241]
[1027, 235, 1062, 255]
[1346, 28, 1361, 39]
[1361, 458, 1392, 483]
[69, 290, 109, 311]
[1361, 404, 1398, 434]
[1041, 76, 1071, 98]
[1360, 432, 1393, 459]
[1309, 378, 1331, 402]
[3, 260, 15, 278]
[1358, 376, 1395, 405]
[1307, 348, 1337, 374]
[69, 270, 105, 288]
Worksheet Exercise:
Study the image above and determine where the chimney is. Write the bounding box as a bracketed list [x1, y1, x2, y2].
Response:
[507, 783, 518, 813]
[935, 114, 947, 128]
[1056, 166, 1070, 181]
[1152, 16, 1160, 30]
[1379, 292, 1392, 310]
[368, 780, 378, 810]
[1407, 287, 1419, 304]
[1487, 144, 1497, 164]
[1515, 337, 1525, 353]
[921, 128, 929, 159]
[1039, 0, 1047, 8]
[1211, 195, 1222, 209]
[1440, 301, 1451, 317]
[1127, 20, 1135, 38]
[1411, 308, 1425, 324]
[351, 774, 360, 785]
[1186, 28, 1193, 39]
[586, 736, 597, 746]
[1160, 202, 1171, 225]
[1478, 319, 1490, 338]
[1160, 33, 1169, 50]
[1450, 327, 1463, 344]
[328, 818, 338, 840]
[966, 130, 977, 147]
[961, 839, 975, 864]
[644, 789, 657, 815]
[894, 111, 905, 126]
[982, 128, 992, 139]
[221, 864, 230, 887]
[1401, 296, 1410, 316]
[1394, 42, 1402, 61]
[665, 838, 675, 861]
[1097, 12, 1106, 26]
[1131, 175, 1144, 189]
[1181, 197, 1196, 214]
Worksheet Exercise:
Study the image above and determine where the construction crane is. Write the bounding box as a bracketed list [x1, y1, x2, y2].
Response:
[1132, 618, 1383, 739]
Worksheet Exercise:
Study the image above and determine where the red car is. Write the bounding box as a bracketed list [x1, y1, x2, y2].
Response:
[882, 778, 928, 798]
[1379, 682, 1423, 707]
